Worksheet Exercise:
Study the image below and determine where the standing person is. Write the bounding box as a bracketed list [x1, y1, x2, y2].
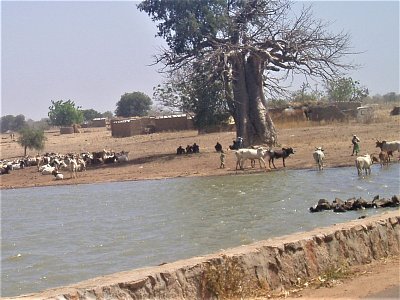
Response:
[236, 136, 244, 149]
[351, 135, 360, 156]
[220, 150, 226, 169]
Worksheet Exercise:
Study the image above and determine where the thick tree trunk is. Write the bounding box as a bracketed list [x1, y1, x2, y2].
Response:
[231, 54, 250, 144]
[231, 54, 277, 147]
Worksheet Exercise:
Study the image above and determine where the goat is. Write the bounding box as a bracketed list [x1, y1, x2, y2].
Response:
[0, 164, 12, 175]
[355, 154, 372, 176]
[65, 157, 78, 178]
[235, 147, 268, 170]
[268, 147, 295, 169]
[116, 151, 129, 162]
[313, 147, 325, 170]
[52, 169, 64, 180]
[41, 166, 55, 175]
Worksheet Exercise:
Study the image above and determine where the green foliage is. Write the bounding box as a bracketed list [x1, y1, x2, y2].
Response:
[0, 114, 27, 133]
[383, 92, 400, 103]
[26, 118, 51, 131]
[81, 109, 102, 122]
[48, 100, 84, 126]
[326, 77, 369, 102]
[291, 83, 322, 104]
[138, 0, 228, 55]
[115, 92, 153, 117]
[17, 127, 46, 156]
[101, 111, 114, 119]
[153, 66, 231, 128]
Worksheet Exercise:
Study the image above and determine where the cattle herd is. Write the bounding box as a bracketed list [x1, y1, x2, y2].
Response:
[0, 149, 129, 179]
[0, 137, 399, 183]
[216, 139, 399, 177]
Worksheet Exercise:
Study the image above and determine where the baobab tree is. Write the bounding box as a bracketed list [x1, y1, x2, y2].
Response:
[138, 0, 356, 146]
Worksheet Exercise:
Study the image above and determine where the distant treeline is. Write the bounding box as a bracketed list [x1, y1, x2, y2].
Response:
[0, 115, 50, 133]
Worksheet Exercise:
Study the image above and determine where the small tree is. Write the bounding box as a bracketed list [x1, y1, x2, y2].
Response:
[326, 77, 368, 102]
[48, 100, 84, 126]
[81, 109, 102, 122]
[18, 127, 46, 156]
[101, 111, 114, 119]
[115, 92, 152, 117]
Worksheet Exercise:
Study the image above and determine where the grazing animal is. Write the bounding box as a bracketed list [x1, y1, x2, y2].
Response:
[0, 164, 12, 175]
[65, 157, 78, 178]
[116, 151, 129, 163]
[376, 140, 400, 153]
[313, 147, 325, 170]
[235, 147, 268, 170]
[378, 151, 390, 167]
[41, 166, 55, 175]
[355, 154, 373, 176]
[104, 154, 118, 164]
[52, 169, 64, 180]
[268, 147, 295, 169]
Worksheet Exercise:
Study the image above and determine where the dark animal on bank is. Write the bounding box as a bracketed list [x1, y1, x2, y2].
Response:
[0, 164, 12, 175]
[268, 147, 295, 169]
[378, 151, 390, 167]
[229, 140, 240, 150]
[215, 142, 222, 152]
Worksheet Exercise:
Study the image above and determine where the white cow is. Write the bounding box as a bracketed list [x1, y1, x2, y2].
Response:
[313, 147, 325, 170]
[376, 140, 400, 153]
[235, 147, 269, 170]
[355, 154, 373, 176]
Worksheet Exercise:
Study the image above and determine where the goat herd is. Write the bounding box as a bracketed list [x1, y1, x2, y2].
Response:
[0, 149, 129, 179]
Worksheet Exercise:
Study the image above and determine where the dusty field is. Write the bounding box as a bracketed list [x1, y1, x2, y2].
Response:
[1, 113, 399, 190]
[1, 109, 399, 298]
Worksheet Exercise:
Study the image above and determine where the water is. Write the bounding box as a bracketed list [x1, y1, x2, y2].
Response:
[1, 164, 399, 297]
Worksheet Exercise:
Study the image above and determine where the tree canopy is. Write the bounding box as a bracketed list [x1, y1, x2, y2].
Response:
[115, 92, 153, 117]
[81, 109, 102, 122]
[48, 100, 84, 126]
[326, 77, 368, 102]
[0, 114, 27, 133]
[138, 0, 356, 146]
[18, 127, 46, 156]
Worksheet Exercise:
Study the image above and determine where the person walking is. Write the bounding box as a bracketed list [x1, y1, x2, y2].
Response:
[220, 150, 226, 169]
[351, 135, 360, 156]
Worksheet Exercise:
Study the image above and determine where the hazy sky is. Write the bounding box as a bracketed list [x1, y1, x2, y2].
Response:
[1, 1, 399, 121]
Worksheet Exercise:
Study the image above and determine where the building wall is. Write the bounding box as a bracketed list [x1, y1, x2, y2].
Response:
[111, 115, 194, 137]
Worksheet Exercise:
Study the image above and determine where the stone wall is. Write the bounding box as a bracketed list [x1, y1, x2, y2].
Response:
[8, 211, 399, 300]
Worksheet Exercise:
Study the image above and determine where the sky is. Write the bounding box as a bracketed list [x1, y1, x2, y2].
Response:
[1, 1, 399, 121]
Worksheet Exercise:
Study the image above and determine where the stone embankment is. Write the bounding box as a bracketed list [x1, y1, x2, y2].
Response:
[6, 211, 399, 300]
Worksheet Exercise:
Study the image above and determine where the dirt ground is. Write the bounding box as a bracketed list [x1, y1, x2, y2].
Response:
[1, 109, 399, 298]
